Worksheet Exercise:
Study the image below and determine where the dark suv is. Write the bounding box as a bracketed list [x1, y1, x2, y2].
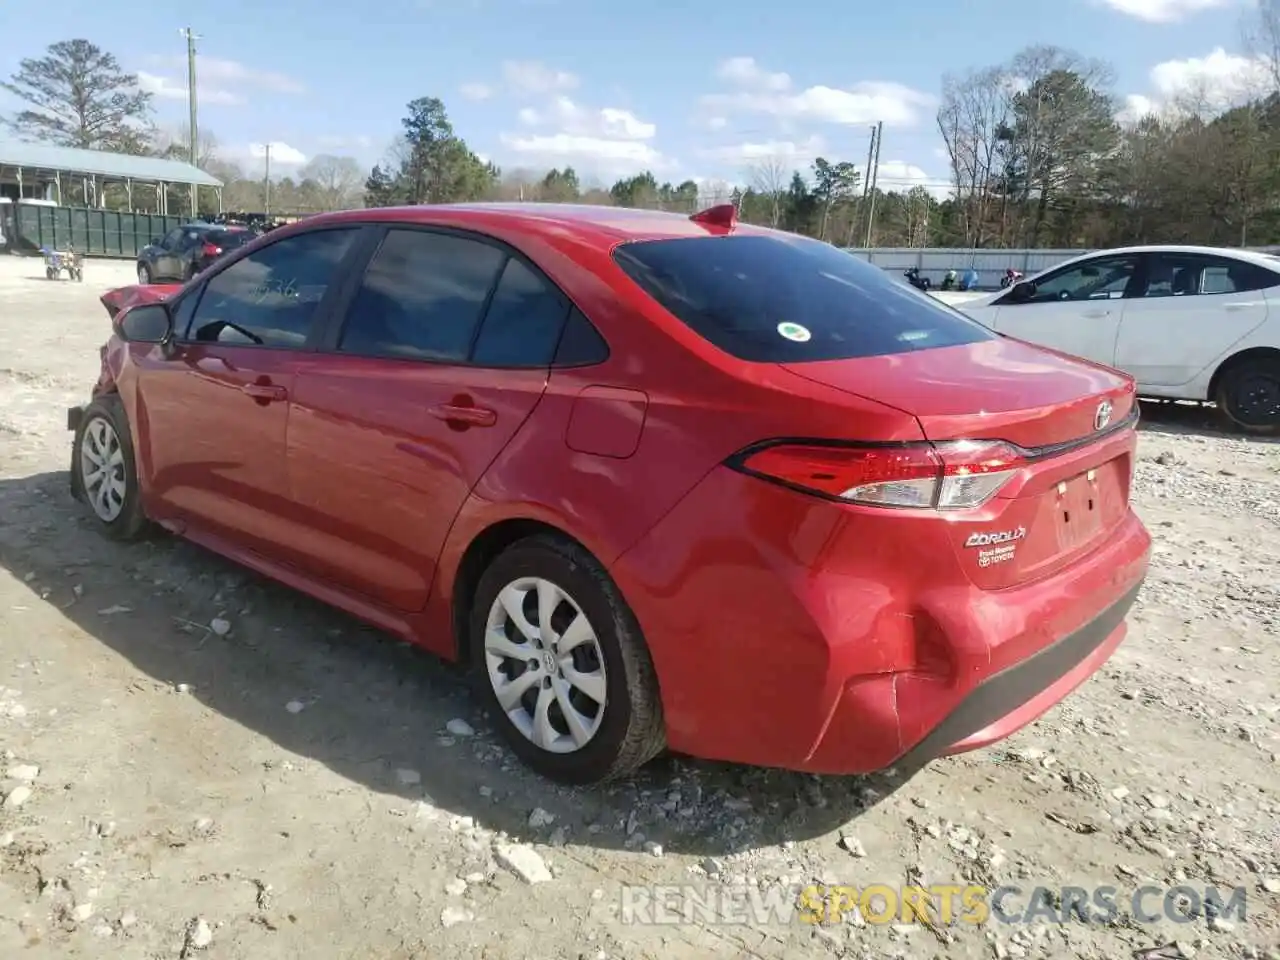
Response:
[136, 222, 254, 284]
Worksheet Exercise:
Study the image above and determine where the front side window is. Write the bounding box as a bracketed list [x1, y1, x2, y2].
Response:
[186, 228, 357, 347]
[612, 234, 994, 363]
[160, 228, 184, 250]
[1026, 256, 1138, 303]
[337, 229, 507, 363]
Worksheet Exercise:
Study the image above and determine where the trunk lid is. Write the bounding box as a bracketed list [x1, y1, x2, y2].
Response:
[781, 336, 1135, 448]
[782, 338, 1139, 590]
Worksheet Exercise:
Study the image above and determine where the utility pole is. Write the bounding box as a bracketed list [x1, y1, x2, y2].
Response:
[264, 143, 272, 217]
[848, 125, 878, 247]
[180, 27, 201, 217]
[863, 120, 884, 249]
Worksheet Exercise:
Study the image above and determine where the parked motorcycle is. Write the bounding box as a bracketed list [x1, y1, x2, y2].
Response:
[904, 267, 931, 291]
[1000, 268, 1025, 288]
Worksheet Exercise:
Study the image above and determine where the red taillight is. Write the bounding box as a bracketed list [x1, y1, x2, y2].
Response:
[731, 440, 1026, 510]
[201, 242, 221, 256]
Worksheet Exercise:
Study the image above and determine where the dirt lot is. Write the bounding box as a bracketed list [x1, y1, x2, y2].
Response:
[0, 254, 1277, 960]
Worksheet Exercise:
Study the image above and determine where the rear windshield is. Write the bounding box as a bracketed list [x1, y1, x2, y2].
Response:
[612, 234, 995, 362]
[207, 228, 252, 248]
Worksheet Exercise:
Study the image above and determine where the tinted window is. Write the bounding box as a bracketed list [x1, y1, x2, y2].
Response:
[173, 284, 203, 338]
[161, 228, 184, 249]
[207, 228, 253, 249]
[187, 228, 356, 347]
[471, 257, 570, 367]
[338, 229, 506, 362]
[554, 308, 610, 366]
[1143, 253, 1279, 297]
[1026, 256, 1138, 303]
[612, 235, 993, 362]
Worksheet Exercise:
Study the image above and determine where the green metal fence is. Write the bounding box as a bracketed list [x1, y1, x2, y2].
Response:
[9, 203, 189, 259]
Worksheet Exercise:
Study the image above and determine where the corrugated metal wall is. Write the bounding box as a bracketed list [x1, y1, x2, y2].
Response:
[10, 203, 187, 258]
[847, 246, 1280, 290]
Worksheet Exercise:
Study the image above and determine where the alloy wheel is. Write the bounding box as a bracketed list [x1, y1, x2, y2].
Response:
[484, 576, 608, 753]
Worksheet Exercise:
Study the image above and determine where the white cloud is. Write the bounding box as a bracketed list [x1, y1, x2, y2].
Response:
[460, 82, 495, 101]
[502, 60, 579, 96]
[697, 135, 826, 166]
[872, 160, 953, 199]
[1118, 48, 1271, 121]
[716, 56, 791, 92]
[701, 58, 934, 128]
[500, 96, 667, 176]
[138, 71, 240, 106]
[246, 141, 308, 167]
[1098, 0, 1239, 23]
[138, 55, 304, 109]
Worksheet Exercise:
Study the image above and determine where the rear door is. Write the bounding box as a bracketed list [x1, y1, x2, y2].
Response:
[987, 253, 1143, 365]
[283, 226, 568, 611]
[129, 226, 365, 555]
[1113, 252, 1277, 388]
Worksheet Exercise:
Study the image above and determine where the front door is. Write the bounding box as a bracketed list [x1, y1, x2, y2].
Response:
[152, 228, 186, 280]
[131, 226, 364, 556]
[284, 226, 571, 612]
[989, 253, 1143, 365]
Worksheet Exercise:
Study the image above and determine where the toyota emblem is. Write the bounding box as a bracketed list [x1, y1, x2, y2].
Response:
[1094, 400, 1113, 431]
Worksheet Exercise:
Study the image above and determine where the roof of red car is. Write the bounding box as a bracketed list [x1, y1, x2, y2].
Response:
[311, 202, 768, 246]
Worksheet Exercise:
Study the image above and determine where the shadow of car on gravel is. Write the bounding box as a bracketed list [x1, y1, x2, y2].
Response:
[1136, 398, 1279, 444]
[0, 469, 923, 860]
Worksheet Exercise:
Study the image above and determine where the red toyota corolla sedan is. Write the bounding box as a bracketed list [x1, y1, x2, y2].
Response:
[70, 203, 1151, 784]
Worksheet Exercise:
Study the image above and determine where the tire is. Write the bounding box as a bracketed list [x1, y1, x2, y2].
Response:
[137, 263, 151, 284]
[71, 396, 151, 541]
[46, 267, 55, 280]
[467, 534, 665, 784]
[1215, 356, 1280, 436]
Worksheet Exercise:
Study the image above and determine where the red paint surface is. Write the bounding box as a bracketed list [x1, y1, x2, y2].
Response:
[89, 203, 1151, 774]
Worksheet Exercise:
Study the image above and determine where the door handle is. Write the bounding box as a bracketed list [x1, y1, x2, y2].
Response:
[1225, 302, 1262, 310]
[1080, 310, 1111, 319]
[241, 382, 288, 402]
[427, 403, 497, 427]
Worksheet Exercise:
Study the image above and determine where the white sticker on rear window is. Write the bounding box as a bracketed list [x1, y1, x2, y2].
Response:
[777, 322, 811, 342]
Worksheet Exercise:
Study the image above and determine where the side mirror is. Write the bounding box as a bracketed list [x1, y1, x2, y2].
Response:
[1008, 280, 1036, 302]
[118, 303, 174, 344]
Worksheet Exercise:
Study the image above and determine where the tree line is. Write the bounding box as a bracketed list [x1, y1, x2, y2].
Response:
[5, 20, 1280, 248]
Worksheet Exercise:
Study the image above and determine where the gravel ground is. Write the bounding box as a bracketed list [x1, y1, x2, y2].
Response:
[0, 255, 1277, 960]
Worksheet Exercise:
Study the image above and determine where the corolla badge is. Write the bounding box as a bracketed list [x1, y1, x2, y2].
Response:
[964, 527, 1026, 548]
[1094, 399, 1113, 431]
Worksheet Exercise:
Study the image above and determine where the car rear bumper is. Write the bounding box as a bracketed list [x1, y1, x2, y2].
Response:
[611, 464, 1151, 775]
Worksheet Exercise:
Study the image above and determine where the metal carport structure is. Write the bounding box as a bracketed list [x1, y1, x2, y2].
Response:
[0, 141, 223, 215]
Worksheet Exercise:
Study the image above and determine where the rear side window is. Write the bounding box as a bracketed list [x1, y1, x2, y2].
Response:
[612, 235, 994, 362]
[471, 257, 570, 367]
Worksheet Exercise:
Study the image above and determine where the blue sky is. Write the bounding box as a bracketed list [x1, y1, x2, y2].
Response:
[0, 0, 1263, 193]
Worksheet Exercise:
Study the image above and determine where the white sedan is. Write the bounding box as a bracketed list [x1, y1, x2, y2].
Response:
[954, 245, 1280, 434]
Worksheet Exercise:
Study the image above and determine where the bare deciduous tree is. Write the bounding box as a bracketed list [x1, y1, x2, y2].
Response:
[746, 157, 789, 227]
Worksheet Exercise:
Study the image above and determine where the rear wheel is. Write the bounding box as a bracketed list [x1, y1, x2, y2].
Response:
[71, 396, 151, 541]
[468, 535, 665, 784]
[1216, 357, 1280, 436]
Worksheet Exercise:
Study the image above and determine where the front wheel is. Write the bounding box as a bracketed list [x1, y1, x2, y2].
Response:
[71, 396, 151, 541]
[468, 535, 665, 784]
[137, 263, 152, 284]
[1216, 357, 1280, 436]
